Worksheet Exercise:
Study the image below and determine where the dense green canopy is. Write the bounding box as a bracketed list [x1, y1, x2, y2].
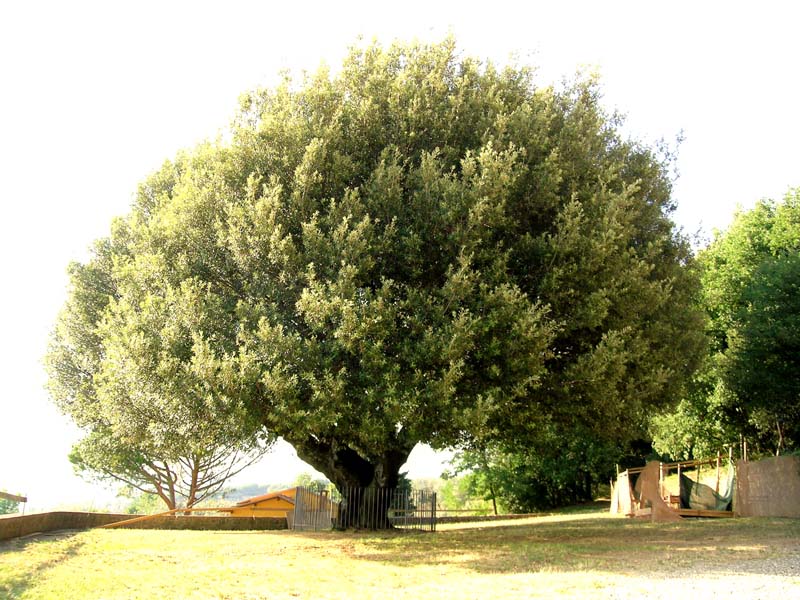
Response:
[703, 191, 799, 453]
[652, 189, 800, 459]
[47, 39, 704, 519]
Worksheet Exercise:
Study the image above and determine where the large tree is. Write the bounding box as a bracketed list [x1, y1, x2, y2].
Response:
[50, 39, 703, 526]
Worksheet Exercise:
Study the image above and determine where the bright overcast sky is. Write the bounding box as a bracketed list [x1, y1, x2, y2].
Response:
[1, 0, 798, 511]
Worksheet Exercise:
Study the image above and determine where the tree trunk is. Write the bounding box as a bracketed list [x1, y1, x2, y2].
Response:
[479, 449, 498, 516]
[288, 435, 414, 529]
[145, 462, 177, 510]
[583, 471, 593, 502]
[184, 456, 200, 514]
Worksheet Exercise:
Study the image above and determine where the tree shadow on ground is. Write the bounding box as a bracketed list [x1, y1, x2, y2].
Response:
[298, 513, 800, 578]
[0, 531, 86, 598]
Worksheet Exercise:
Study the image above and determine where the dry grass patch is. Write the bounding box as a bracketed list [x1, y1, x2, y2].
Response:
[1, 509, 798, 599]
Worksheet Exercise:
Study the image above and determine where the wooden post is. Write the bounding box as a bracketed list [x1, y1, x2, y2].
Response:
[100, 508, 182, 528]
[99, 505, 241, 529]
[715, 451, 721, 494]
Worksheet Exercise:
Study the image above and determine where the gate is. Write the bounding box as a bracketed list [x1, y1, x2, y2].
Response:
[291, 486, 437, 532]
[290, 486, 339, 531]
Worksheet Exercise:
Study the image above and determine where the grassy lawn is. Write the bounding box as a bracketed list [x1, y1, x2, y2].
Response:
[1, 509, 798, 599]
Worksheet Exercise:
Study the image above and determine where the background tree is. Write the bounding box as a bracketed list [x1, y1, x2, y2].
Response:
[50, 38, 704, 526]
[293, 472, 332, 493]
[720, 250, 800, 453]
[444, 446, 503, 514]
[449, 426, 647, 512]
[438, 474, 496, 516]
[119, 485, 166, 515]
[653, 189, 800, 457]
[65, 427, 270, 511]
[649, 358, 738, 460]
[0, 493, 21, 515]
[47, 230, 274, 511]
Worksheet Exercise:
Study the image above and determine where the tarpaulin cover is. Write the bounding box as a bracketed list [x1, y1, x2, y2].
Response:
[679, 466, 734, 511]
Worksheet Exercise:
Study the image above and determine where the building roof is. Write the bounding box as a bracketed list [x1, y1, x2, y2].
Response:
[217, 489, 296, 513]
[233, 488, 297, 508]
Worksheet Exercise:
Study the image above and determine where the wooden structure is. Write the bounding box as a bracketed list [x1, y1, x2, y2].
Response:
[736, 455, 800, 518]
[611, 454, 735, 521]
[0, 491, 27, 514]
[0, 492, 27, 504]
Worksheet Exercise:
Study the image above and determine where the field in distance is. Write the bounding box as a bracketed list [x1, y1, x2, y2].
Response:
[1, 508, 798, 599]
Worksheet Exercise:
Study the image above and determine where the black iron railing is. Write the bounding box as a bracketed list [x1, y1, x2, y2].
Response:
[291, 486, 436, 532]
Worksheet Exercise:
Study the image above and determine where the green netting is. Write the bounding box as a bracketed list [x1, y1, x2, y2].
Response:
[679, 465, 734, 511]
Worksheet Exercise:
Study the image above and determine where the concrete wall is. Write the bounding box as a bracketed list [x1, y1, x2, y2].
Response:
[736, 455, 800, 518]
[0, 512, 287, 542]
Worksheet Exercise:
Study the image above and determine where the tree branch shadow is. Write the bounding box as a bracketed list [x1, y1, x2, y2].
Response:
[0, 531, 86, 598]
[304, 514, 800, 578]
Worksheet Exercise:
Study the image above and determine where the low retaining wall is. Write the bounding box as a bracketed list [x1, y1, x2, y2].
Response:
[437, 513, 538, 524]
[118, 515, 287, 531]
[0, 512, 130, 541]
[0, 512, 287, 542]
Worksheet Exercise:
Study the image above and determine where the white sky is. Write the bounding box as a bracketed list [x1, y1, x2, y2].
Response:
[1, 0, 798, 511]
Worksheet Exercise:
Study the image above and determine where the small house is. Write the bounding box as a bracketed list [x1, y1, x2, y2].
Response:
[219, 488, 299, 518]
[219, 487, 339, 528]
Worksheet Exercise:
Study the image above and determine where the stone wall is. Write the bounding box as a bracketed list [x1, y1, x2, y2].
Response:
[0, 512, 130, 541]
[118, 515, 287, 531]
[436, 513, 538, 524]
[0, 511, 287, 542]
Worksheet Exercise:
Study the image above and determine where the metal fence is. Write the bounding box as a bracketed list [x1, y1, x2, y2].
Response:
[291, 486, 437, 532]
[290, 486, 339, 531]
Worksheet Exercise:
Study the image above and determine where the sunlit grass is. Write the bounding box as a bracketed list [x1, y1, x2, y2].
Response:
[1, 509, 798, 599]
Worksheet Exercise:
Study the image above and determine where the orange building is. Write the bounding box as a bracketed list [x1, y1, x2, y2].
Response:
[219, 487, 338, 526]
[219, 488, 299, 518]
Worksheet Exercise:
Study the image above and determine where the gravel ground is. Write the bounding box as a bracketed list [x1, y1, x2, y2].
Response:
[606, 551, 800, 599]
